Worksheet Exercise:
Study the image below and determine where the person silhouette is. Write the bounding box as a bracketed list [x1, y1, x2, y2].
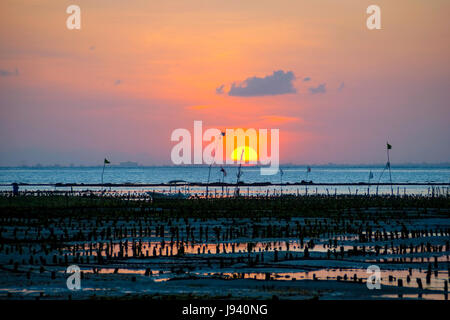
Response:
[12, 183, 19, 196]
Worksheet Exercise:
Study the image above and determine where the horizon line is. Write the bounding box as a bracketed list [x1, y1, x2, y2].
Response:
[1, 162, 450, 168]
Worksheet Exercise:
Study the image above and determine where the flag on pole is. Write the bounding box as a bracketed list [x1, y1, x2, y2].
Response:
[101, 158, 110, 185]
[280, 168, 284, 176]
[369, 171, 374, 179]
[220, 167, 227, 176]
[307, 166, 311, 173]
[385, 142, 393, 195]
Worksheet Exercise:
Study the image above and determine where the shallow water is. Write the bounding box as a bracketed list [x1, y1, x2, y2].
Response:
[1, 202, 448, 300]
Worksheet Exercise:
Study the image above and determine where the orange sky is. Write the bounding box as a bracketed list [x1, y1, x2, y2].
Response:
[0, 0, 449, 165]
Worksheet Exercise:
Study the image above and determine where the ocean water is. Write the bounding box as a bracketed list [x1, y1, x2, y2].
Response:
[0, 166, 449, 196]
[0, 165, 449, 185]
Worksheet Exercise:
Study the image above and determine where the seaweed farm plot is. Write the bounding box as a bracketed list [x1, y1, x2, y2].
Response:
[0, 195, 449, 300]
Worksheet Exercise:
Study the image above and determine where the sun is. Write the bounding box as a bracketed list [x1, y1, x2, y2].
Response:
[231, 146, 258, 163]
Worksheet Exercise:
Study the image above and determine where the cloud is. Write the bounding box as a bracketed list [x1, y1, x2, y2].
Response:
[338, 82, 345, 91]
[215, 84, 225, 94]
[0, 68, 19, 77]
[114, 80, 121, 85]
[303, 77, 311, 82]
[309, 83, 326, 94]
[228, 70, 296, 97]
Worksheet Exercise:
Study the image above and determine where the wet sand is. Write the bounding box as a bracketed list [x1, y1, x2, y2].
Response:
[0, 195, 448, 300]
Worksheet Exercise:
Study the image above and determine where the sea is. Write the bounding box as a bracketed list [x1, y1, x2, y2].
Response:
[0, 165, 449, 196]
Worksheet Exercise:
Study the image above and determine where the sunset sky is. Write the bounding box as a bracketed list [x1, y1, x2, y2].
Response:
[0, 0, 449, 166]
